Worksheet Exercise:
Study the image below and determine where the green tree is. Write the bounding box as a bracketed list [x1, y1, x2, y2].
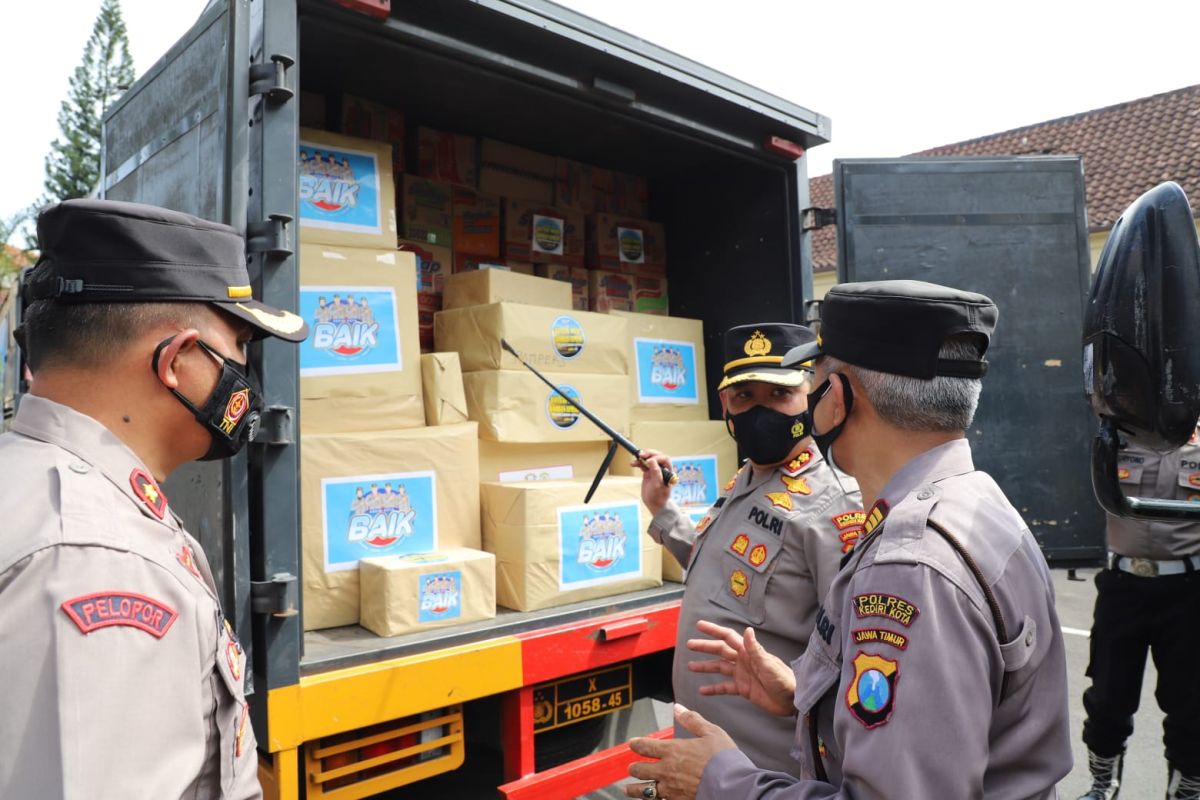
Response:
[0, 209, 36, 291]
[43, 0, 135, 203]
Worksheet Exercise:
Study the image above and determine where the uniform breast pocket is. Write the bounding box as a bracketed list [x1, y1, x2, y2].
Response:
[999, 615, 1044, 696]
[789, 649, 841, 775]
[214, 619, 254, 794]
[708, 529, 785, 625]
[1176, 468, 1200, 500]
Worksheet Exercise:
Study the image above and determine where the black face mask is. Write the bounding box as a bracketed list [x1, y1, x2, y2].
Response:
[726, 403, 811, 466]
[153, 337, 262, 460]
[808, 374, 854, 463]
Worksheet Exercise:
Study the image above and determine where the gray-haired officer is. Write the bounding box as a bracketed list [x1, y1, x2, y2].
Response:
[0, 199, 308, 798]
[633, 323, 862, 776]
[625, 281, 1071, 800]
[1077, 427, 1200, 799]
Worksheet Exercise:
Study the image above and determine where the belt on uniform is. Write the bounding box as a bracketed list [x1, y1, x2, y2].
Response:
[1108, 552, 1200, 577]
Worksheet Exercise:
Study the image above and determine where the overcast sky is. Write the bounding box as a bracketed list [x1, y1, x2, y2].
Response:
[2, 0, 1197, 236]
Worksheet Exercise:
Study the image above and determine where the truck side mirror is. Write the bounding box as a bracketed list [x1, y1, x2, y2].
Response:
[1084, 181, 1200, 519]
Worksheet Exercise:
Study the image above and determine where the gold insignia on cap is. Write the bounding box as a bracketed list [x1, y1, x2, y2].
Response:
[744, 330, 773, 357]
[227, 285, 253, 299]
[234, 302, 307, 334]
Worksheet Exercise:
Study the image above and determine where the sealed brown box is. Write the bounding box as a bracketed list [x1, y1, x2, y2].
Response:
[398, 239, 452, 295]
[503, 199, 585, 266]
[588, 270, 634, 313]
[631, 274, 668, 315]
[610, 311, 708, 421]
[481, 477, 660, 611]
[609, 172, 650, 218]
[400, 175, 454, 247]
[299, 128, 398, 251]
[554, 158, 612, 212]
[463, 371, 629, 443]
[452, 187, 501, 257]
[340, 94, 405, 174]
[478, 166, 555, 205]
[301, 422, 481, 630]
[435, 302, 625, 374]
[481, 139, 556, 179]
[298, 244, 424, 433]
[587, 214, 666, 271]
[451, 253, 506, 273]
[441, 270, 572, 312]
[417, 291, 441, 353]
[534, 263, 589, 311]
[478, 440, 613, 483]
[421, 352, 469, 426]
[359, 548, 496, 638]
[416, 127, 478, 188]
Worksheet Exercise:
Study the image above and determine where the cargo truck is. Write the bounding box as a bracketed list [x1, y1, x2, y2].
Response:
[0, 1, 1100, 797]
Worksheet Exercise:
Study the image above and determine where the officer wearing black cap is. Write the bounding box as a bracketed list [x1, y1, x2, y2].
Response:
[0, 199, 307, 799]
[625, 281, 1072, 800]
[631, 322, 862, 781]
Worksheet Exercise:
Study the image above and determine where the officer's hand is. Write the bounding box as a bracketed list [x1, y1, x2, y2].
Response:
[625, 704, 735, 800]
[686, 621, 796, 717]
[633, 449, 673, 515]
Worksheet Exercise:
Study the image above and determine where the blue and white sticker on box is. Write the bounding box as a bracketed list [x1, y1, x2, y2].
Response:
[300, 285, 403, 376]
[299, 141, 382, 235]
[322, 471, 437, 572]
[418, 570, 462, 624]
[634, 337, 699, 404]
[558, 501, 642, 590]
[670, 454, 719, 507]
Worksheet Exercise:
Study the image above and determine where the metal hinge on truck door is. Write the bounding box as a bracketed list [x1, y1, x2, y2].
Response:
[253, 405, 295, 445]
[249, 54, 295, 103]
[802, 207, 836, 232]
[252, 572, 298, 617]
[246, 213, 294, 258]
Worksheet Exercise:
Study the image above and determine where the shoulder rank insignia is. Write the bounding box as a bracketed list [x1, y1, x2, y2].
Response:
[695, 515, 714, 535]
[781, 474, 811, 495]
[129, 468, 168, 520]
[766, 491, 793, 511]
[729, 569, 750, 598]
[61, 591, 178, 638]
[782, 450, 813, 477]
[863, 499, 889, 535]
[846, 651, 899, 729]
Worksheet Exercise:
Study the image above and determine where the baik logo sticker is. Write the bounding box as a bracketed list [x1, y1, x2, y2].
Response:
[322, 471, 437, 572]
[670, 455, 719, 507]
[298, 142, 382, 235]
[418, 571, 462, 624]
[634, 338, 699, 404]
[558, 501, 642, 590]
[299, 286, 403, 377]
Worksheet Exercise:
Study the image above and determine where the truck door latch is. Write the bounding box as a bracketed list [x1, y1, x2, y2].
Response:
[802, 207, 837, 232]
[246, 213, 294, 258]
[251, 573, 299, 618]
[249, 54, 295, 103]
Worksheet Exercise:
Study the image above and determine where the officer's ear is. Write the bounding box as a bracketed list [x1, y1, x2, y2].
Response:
[150, 329, 202, 389]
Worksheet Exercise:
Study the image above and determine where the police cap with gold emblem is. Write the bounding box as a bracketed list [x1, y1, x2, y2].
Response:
[24, 199, 308, 342]
[717, 323, 816, 390]
[781, 280, 996, 379]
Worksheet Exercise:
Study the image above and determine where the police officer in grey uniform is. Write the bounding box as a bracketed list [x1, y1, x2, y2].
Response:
[634, 323, 862, 777]
[625, 281, 1072, 800]
[0, 199, 308, 798]
[1077, 430, 1200, 799]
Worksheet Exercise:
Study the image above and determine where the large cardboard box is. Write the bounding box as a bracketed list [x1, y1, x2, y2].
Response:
[503, 200, 585, 267]
[360, 548, 496, 637]
[611, 421, 738, 510]
[301, 422, 481, 630]
[481, 139, 556, 179]
[611, 311, 708, 421]
[609, 172, 650, 218]
[478, 440, 613, 484]
[441, 269, 572, 312]
[340, 95, 405, 175]
[481, 477, 660, 611]
[421, 352, 469, 426]
[299, 128, 398, 250]
[400, 175, 454, 247]
[631, 274, 668, 315]
[587, 213, 666, 272]
[452, 187, 501, 257]
[588, 270, 634, 313]
[478, 166, 555, 205]
[416, 127, 478, 188]
[555, 158, 611, 212]
[417, 292, 441, 354]
[535, 263, 589, 311]
[398, 239, 452, 295]
[298, 245, 424, 433]
[463, 371, 630, 443]
[435, 303, 626, 374]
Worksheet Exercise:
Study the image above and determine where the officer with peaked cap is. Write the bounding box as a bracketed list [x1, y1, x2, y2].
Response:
[0, 199, 307, 799]
[630, 322, 862, 780]
[625, 281, 1072, 800]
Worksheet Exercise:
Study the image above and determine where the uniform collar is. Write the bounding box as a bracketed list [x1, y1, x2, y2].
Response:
[11, 395, 180, 530]
[876, 438, 975, 509]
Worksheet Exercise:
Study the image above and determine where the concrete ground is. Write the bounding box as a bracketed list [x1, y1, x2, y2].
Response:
[586, 567, 1171, 800]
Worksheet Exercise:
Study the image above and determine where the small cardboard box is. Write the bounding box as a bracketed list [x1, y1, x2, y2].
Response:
[588, 270, 634, 313]
[301, 422, 481, 630]
[421, 352, 469, 426]
[631, 274, 668, 315]
[535, 263, 589, 311]
[298, 244, 424, 433]
[478, 440, 613, 484]
[587, 213, 666, 271]
[416, 127, 478, 188]
[400, 175, 454, 247]
[398, 239, 452, 295]
[360, 548, 496, 638]
[478, 166, 555, 205]
[503, 199, 585, 266]
[610, 421, 738, 510]
[481, 477, 661, 611]
[435, 302, 626, 374]
[417, 291, 441, 353]
[481, 139, 556, 179]
[555, 158, 612, 212]
[298, 128, 398, 250]
[463, 371, 630, 443]
[441, 269, 572, 312]
[611, 311, 708, 421]
[340, 95, 405, 175]
[452, 187, 501, 257]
